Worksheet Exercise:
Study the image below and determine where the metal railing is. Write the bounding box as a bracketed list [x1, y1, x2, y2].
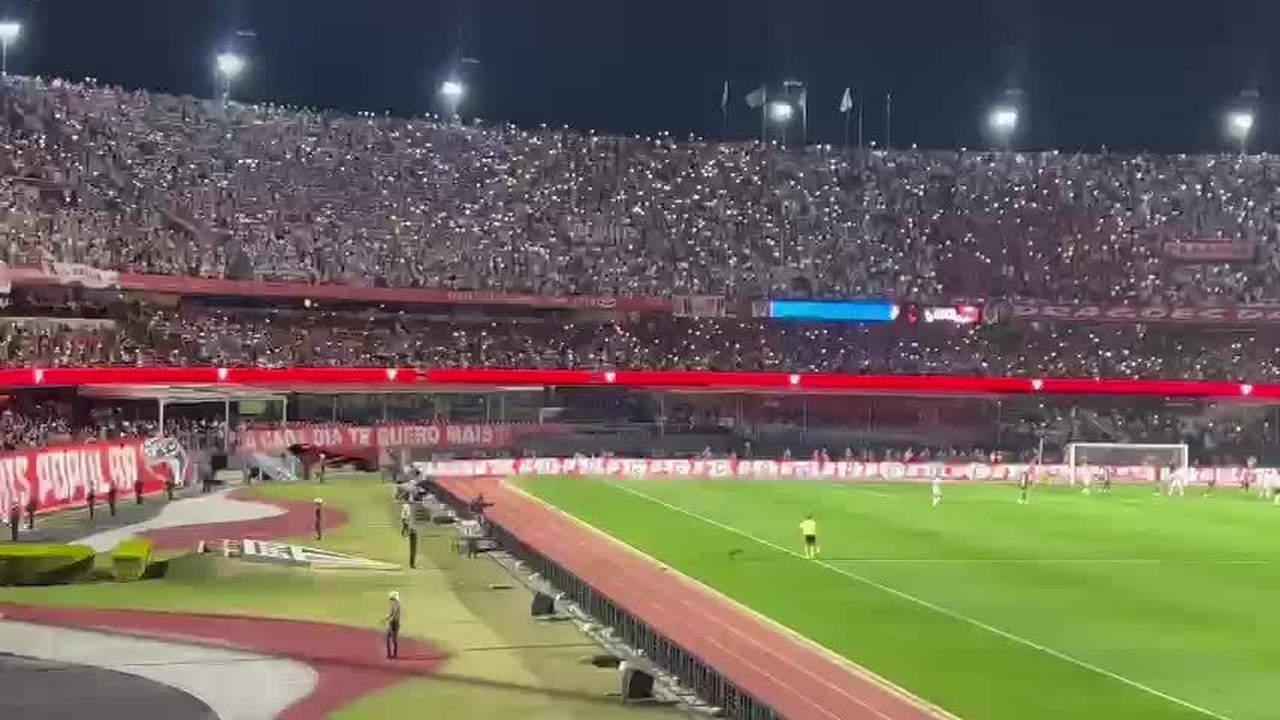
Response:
[430, 481, 782, 720]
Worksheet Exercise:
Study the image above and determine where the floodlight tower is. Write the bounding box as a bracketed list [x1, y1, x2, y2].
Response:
[1227, 109, 1255, 155]
[987, 105, 1019, 149]
[0, 21, 21, 76]
[215, 52, 246, 106]
[439, 78, 465, 119]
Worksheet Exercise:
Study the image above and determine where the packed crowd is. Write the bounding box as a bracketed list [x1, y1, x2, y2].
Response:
[0, 301, 1275, 382]
[0, 398, 226, 450]
[1, 76, 1279, 304]
[110, 309, 1280, 382]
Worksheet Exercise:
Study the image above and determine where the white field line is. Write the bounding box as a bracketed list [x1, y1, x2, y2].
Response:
[607, 482, 1235, 720]
[501, 481, 957, 720]
[826, 558, 1268, 565]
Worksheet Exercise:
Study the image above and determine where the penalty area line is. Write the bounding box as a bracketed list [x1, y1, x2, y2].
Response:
[606, 482, 1235, 720]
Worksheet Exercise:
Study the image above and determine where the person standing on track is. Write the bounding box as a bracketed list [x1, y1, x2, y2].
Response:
[799, 515, 819, 559]
[1017, 466, 1031, 504]
[313, 498, 325, 540]
[384, 590, 402, 659]
[931, 467, 943, 507]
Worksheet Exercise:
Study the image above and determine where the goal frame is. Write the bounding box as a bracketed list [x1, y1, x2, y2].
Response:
[1065, 442, 1189, 486]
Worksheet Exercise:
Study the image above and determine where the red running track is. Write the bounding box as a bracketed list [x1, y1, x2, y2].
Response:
[0, 603, 445, 720]
[440, 476, 948, 720]
[143, 488, 349, 551]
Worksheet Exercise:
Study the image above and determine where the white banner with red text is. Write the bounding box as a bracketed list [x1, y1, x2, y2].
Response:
[236, 422, 557, 455]
[0, 439, 184, 515]
[1010, 301, 1280, 326]
[1162, 239, 1256, 263]
[413, 457, 1276, 486]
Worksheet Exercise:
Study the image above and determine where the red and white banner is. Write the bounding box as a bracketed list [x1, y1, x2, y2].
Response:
[1011, 301, 1280, 326]
[0, 440, 180, 516]
[413, 456, 1277, 487]
[47, 262, 120, 290]
[236, 422, 553, 455]
[1162, 239, 1256, 263]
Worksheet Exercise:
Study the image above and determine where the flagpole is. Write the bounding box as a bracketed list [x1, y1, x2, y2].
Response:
[760, 87, 767, 143]
[857, 91, 864, 151]
[721, 79, 729, 140]
[843, 106, 851, 148]
[800, 87, 808, 146]
[885, 91, 892, 150]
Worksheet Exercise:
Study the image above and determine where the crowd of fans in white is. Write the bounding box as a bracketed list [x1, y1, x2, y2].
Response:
[0, 75, 1277, 390]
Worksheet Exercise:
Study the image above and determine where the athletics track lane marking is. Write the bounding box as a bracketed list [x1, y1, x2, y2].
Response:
[606, 481, 1235, 720]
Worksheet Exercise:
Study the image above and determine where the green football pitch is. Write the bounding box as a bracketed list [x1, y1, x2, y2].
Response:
[523, 477, 1280, 720]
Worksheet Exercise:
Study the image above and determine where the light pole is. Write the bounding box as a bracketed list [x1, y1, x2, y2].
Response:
[215, 52, 246, 106]
[0, 21, 21, 77]
[987, 105, 1019, 149]
[1227, 109, 1255, 155]
[438, 78, 465, 119]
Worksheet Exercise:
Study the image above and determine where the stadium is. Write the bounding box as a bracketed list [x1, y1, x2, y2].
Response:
[0, 3, 1277, 720]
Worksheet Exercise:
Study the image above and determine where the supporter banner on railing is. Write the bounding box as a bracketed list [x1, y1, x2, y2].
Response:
[3, 262, 120, 290]
[1162, 239, 1256, 263]
[237, 422, 541, 455]
[114, 273, 672, 312]
[0, 439, 183, 515]
[672, 295, 729, 318]
[413, 456, 1272, 486]
[1011, 301, 1280, 325]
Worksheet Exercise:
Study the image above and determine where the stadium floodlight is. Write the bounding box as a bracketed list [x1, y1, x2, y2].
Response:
[1227, 109, 1255, 154]
[769, 101, 794, 123]
[215, 52, 246, 106]
[216, 52, 246, 79]
[987, 105, 1019, 147]
[438, 78, 466, 119]
[0, 20, 21, 76]
[439, 79, 465, 100]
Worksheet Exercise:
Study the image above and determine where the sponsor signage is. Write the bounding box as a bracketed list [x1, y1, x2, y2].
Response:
[414, 456, 1271, 486]
[1162, 239, 1256, 263]
[0, 439, 181, 515]
[236, 422, 554, 455]
[1011, 301, 1280, 326]
[922, 305, 982, 324]
[206, 539, 400, 570]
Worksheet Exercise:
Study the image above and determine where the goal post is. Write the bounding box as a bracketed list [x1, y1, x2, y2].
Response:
[1065, 442, 1189, 487]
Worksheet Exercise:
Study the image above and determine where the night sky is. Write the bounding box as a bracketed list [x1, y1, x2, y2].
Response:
[9, 0, 1278, 153]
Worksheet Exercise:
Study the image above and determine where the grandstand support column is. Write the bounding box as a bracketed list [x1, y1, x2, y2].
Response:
[484, 396, 491, 423]
[224, 400, 231, 448]
[658, 394, 666, 437]
[996, 400, 1004, 448]
[158, 399, 166, 432]
[281, 397, 288, 428]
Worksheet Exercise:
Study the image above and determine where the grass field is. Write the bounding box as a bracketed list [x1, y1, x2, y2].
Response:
[0, 474, 681, 720]
[522, 477, 1280, 720]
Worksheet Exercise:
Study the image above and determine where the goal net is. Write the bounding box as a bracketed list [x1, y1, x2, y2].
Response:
[1065, 442, 1189, 487]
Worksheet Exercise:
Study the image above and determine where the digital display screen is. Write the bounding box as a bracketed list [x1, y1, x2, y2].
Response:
[767, 299, 899, 323]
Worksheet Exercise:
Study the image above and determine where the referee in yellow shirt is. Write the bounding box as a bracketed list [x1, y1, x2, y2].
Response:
[799, 515, 819, 558]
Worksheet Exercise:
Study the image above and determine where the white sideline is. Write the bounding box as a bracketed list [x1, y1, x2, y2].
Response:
[828, 558, 1268, 565]
[607, 482, 1235, 720]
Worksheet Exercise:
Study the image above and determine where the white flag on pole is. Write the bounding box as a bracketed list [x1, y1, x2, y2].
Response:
[744, 86, 767, 108]
[839, 87, 853, 113]
[721, 80, 729, 111]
